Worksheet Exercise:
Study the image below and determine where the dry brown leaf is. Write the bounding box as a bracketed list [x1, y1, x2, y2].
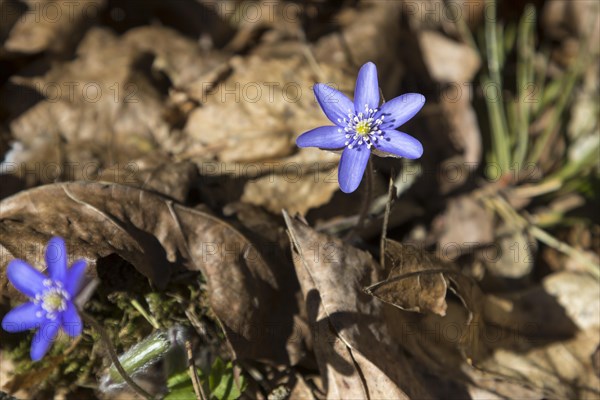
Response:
[1, 27, 172, 181]
[464, 271, 600, 398]
[366, 240, 485, 361]
[98, 154, 197, 203]
[123, 25, 224, 93]
[441, 97, 482, 170]
[484, 290, 578, 340]
[2, 0, 105, 54]
[314, 1, 405, 92]
[436, 195, 495, 261]
[402, 0, 484, 31]
[287, 372, 317, 400]
[542, 0, 600, 53]
[1, 23, 227, 190]
[311, 318, 371, 400]
[480, 224, 535, 279]
[182, 55, 350, 163]
[284, 212, 434, 399]
[593, 345, 600, 378]
[418, 31, 481, 84]
[417, 29, 483, 183]
[221, 202, 308, 365]
[543, 271, 600, 331]
[237, 147, 341, 215]
[465, 329, 600, 399]
[240, 161, 339, 215]
[366, 250, 449, 316]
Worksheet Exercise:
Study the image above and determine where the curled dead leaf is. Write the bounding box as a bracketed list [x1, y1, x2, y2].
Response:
[365, 239, 485, 361]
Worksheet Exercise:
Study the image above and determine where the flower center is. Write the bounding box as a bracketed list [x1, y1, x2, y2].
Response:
[43, 292, 66, 311]
[34, 279, 70, 320]
[355, 120, 371, 136]
[337, 104, 385, 150]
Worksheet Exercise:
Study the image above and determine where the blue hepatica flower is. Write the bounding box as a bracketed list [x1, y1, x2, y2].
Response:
[296, 62, 425, 193]
[2, 237, 87, 361]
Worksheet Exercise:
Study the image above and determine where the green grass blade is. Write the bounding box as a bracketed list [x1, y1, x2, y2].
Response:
[484, 0, 511, 175]
[514, 4, 536, 169]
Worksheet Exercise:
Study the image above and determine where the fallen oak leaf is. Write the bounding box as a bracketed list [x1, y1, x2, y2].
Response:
[365, 240, 455, 316]
[365, 268, 449, 316]
[365, 240, 486, 361]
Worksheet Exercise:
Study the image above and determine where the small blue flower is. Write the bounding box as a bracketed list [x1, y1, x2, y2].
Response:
[296, 62, 425, 193]
[2, 237, 87, 361]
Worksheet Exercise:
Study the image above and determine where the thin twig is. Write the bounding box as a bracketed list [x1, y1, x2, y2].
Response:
[80, 312, 154, 400]
[488, 196, 600, 278]
[380, 171, 395, 269]
[186, 340, 206, 400]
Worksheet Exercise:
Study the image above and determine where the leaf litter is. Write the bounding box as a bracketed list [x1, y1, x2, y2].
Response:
[0, 0, 599, 399]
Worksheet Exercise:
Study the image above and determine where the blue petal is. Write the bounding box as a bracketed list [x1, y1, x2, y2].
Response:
[354, 62, 380, 112]
[376, 130, 423, 159]
[313, 83, 355, 126]
[296, 126, 347, 149]
[338, 146, 371, 193]
[65, 259, 87, 297]
[30, 320, 60, 361]
[2, 302, 43, 332]
[61, 303, 82, 337]
[46, 237, 67, 283]
[7, 259, 46, 298]
[376, 93, 425, 130]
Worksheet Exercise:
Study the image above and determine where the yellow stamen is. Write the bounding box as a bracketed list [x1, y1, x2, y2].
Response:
[43, 292, 65, 311]
[355, 120, 371, 136]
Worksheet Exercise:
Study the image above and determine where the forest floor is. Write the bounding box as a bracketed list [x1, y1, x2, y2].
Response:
[0, 1, 599, 399]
